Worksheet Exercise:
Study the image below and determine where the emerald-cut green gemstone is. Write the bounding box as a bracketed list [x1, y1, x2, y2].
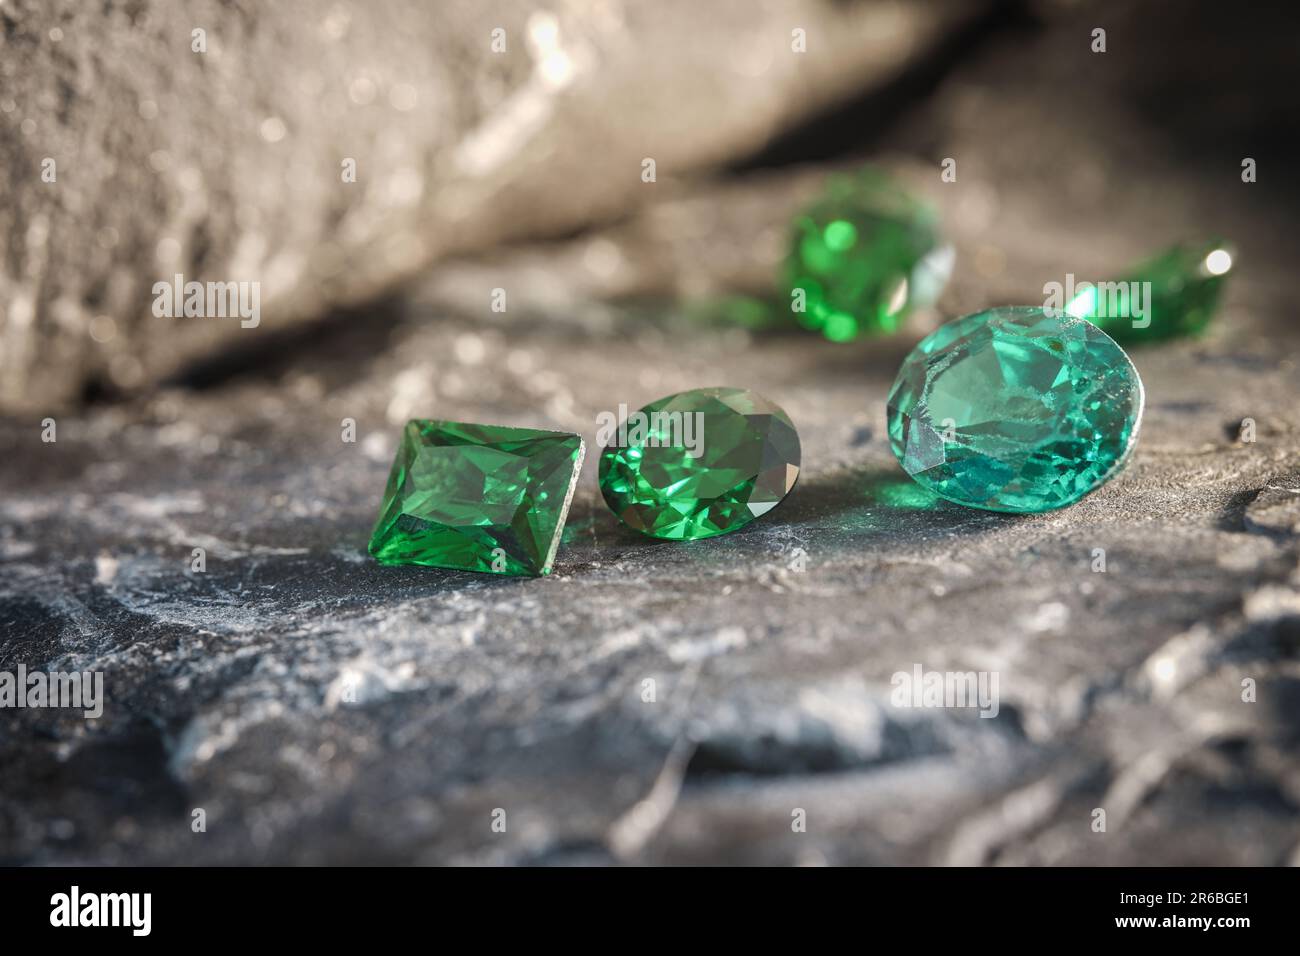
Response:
[368, 420, 584, 576]
[782, 167, 950, 341]
[598, 387, 800, 540]
[1066, 239, 1233, 344]
[887, 307, 1144, 513]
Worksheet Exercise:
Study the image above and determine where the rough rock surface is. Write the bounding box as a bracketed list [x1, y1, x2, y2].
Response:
[2, 0, 1299, 865]
[2, 297, 1298, 865]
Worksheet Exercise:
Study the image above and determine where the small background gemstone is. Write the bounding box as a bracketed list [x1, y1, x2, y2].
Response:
[887, 307, 1144, 513]
[599, 387, 800, 540]
[781, 166, 949, 341]
[1067, 239, 1233, 344]
[369, 420, 584, 576]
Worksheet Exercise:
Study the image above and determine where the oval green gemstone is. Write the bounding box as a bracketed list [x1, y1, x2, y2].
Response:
[886, 307, 1144, 513]
[598, 387, 801, 540]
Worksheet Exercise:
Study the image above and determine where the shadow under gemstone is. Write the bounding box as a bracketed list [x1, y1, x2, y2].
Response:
[775, 464, 1023, 539]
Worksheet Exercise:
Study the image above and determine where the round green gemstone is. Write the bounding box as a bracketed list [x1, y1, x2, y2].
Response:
[782, 167, 949, 341]
[886, 307, 1144, 513]
[598, 387, 801, 540]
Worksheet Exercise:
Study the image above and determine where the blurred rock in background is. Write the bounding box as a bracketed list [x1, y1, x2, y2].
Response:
[0, 0, 992, 411]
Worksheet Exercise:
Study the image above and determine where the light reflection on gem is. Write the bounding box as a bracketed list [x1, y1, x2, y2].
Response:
[1204, 248, 1232, 276]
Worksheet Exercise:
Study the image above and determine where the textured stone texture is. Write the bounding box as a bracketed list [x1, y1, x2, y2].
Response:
[2, 299, 1298, 865]
[2, 0, 1299, 865]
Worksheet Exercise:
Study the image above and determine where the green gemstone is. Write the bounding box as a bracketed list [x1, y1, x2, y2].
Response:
[368, 420, 584, 576]
[887, 307, 1144, 513]
[598, 387, 800, 540]
[782, 167, 950, 341]
[1067, 239, 1233, 344]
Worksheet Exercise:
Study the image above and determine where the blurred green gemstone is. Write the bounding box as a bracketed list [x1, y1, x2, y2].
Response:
[369, 420, 584, 576]
[782, 167, 950, 341]
[598, 387, 801, 540]
[1066, 239, 1233, 344]
[887, 307, 1144, 513]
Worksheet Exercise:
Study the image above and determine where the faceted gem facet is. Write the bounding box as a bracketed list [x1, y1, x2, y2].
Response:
[1067, 239, 1233, 344]
[782, 167, 951, 341]
[598, 387, 800, 540]
[368, 420, 584, 576]
[886, 307, 1144, 513]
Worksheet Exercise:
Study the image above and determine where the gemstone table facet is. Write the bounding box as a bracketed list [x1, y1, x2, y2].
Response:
[368, 420, 585, 576]
[887, 307, 1144, 513]
[598, 387, 801, 540]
